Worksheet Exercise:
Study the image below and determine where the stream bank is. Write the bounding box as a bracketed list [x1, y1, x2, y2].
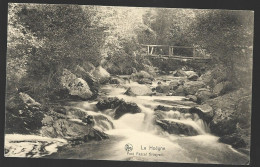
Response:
[45, 75, 249, 164]
[5, 71, 250, 164]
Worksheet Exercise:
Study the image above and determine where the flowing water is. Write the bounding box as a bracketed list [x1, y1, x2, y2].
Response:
[47, 77, 249, 165]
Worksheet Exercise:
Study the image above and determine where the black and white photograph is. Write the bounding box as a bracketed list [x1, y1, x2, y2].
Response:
[4, 3, 254, 165]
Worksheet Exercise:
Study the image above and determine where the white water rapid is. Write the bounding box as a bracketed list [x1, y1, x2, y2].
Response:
[47, 78, 249, 165]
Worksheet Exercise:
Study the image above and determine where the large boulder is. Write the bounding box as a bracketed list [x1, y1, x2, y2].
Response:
[219, 133, 247, 149]
[185, 71, 197, 76]
[187, 73, 199, 81]
[124, 85, 153, 96]
[5, 93, 45, 134]
[155, 80, 182, 94]
[131, 71, 154, 84]
[92, 66, 110, 84]
[60, 69, 92, 99]
[66, 108, 87, 119]
[211, 65, 229, 85]
[183, 81, 206, 95]
[154, 105, 190, 113]
[137, 78, 153, 85]
[109, 77, 125, 84]
[70, 78, 92, 99]
[156, 119, 199, 136]
[210, 108, 238, 136]
[207, 89, 251, 140]
[195, 88, 213, 103]
[41, 116, 54, 126]
[74, 65, 97, 84]
[185, 71, 199, 81]
[143, 64, 157, 77]
[96, 97, 141, 120]
[114, 102, 141, 119]
[212, 82, 225, 95]
[103, 61, 122, 75]
[189, 104, 214, 123]
[131, 70, 152, 80]
[73, 65, 99, 98]
[169, 80, 180, 90]
[213, 81, 233, 96]
[199, 66, 229, 88]
[173, 70, 187, 77]
[198, 70, 212, 84]
[41, 119, 108, 143]
[19, 92, 41, 108]
[173, 85, 186, 96]
[185, 95, 197, 102]
[156, 83, 171, 93]
[96, 97, 124, 110]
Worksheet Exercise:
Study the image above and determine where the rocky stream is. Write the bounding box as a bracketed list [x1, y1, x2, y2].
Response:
[5, 71, 250, 165]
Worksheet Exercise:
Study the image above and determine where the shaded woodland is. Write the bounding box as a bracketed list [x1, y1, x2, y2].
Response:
[5, 4, 254, 161]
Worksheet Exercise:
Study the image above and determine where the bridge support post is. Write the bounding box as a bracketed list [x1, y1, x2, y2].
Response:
[193, 47, 195, 59]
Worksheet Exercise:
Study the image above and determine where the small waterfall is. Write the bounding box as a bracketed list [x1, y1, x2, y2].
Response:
[113, 113, 145, 131]
[138, 105, 157, 132]
[44, 76, 250, 164]
[164, 110, 210, 134]
[73, 83, 211, 137]
[111, 104, 156, 133]
[68, 102, 115, 131]
[101, 84, 211, 136]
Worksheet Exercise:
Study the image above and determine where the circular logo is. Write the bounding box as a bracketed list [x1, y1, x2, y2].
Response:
[125, 143, 133, 152]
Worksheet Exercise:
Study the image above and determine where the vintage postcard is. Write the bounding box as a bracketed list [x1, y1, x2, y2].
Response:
[4, 3, 253, 165]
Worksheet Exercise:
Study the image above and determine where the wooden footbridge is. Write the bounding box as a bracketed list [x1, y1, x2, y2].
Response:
[140, 44, 212, 62]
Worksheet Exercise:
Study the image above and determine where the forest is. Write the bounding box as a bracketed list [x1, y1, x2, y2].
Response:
[5, 3, 253, 164]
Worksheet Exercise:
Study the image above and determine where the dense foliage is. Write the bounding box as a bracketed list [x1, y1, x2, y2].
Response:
[5, 5, 254, 152]
[7, 4, 105, 101]
[6, 4, 253, 101]
[139, 9, 254, 88]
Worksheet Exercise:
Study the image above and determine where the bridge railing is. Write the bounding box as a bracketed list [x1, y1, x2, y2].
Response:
[139, 44, 211, 60]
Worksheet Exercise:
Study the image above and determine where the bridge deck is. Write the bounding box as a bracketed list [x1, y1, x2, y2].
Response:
[140, 44, 211, 61]
[142, 54, 212, 61]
